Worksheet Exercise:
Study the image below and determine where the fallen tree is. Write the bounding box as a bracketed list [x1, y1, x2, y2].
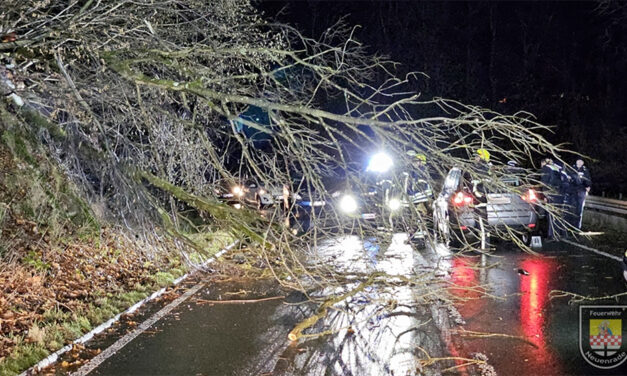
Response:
[0, 1, 576, 372]
[0, 0, 573, 249]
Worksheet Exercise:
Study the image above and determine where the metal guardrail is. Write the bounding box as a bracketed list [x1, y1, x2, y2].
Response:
[586, 195, 627, 216]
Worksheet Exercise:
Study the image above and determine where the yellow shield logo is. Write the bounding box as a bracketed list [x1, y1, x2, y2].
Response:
[580, 305, 627, 369]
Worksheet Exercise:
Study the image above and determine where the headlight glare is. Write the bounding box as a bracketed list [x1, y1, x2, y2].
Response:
[388, 198, 401, 211]
[339, 195, 358, 213]
[232, 186, 244, 196]
[367, 152, 393, 173]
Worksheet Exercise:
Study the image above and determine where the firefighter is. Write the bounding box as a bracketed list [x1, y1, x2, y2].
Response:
[475, 148, 491, 168]
[406, 151, 428, 184]
[471, 148, 492, 199]
[470, 149, 492, 248]
[404, 150, 434, 241]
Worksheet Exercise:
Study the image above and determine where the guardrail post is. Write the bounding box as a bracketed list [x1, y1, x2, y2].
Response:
[620, 193, 623, 200]
[602, 191, 606, 197]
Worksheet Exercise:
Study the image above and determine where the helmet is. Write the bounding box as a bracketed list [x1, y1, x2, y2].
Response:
[477, 149, 490, 162]
[407, 150, 427, 162]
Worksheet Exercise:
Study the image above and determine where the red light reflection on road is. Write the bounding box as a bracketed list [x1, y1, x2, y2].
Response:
[448, 255, 563, 375]
[449, 257, 485, 319]
[519, 258, 558, 349]
[445, 257, 480, 376]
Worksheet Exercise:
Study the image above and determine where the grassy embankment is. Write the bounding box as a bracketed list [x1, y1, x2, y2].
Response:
[0, 104, 233, 375]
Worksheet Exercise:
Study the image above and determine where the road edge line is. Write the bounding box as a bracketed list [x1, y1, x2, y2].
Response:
[20, 240, 239, 376]
[561, 239, 621, 262]
[71, 280, 205, 376]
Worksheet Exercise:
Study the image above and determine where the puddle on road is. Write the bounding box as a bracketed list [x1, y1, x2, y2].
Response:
[442, 242, 627, 376]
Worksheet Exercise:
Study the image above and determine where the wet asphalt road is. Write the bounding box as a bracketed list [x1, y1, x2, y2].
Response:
[439, 240, 627, 376]
[85, 234, 451, 376]
[75, 235, 627, 376]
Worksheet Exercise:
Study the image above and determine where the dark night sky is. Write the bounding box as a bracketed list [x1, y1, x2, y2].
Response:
[257, 1, 627, 194]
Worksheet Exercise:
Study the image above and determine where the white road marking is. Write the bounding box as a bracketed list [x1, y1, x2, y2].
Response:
[71, 281, 205, 376]
[19, 241, 238, 376]
[562, 239, 622, 262]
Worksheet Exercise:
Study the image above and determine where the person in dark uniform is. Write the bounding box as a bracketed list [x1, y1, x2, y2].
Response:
[540, 158, 567, 239]
[570, 158, 591, 229]
[561, 162, 579, 234]
[540, 158, 556, 238]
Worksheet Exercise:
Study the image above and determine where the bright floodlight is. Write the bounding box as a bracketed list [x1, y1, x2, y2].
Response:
[339, 195, 358, 213]
[367, 152, 393, 173]
[388, 198, 401, 211]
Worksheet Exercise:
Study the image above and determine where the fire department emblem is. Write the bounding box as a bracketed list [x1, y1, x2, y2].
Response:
[579, 305, 627, 369]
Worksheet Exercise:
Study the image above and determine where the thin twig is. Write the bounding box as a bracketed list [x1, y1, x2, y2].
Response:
[194, 296, 285, 304]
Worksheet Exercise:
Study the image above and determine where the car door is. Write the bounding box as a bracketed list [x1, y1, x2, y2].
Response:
[434, 167, 462, 222]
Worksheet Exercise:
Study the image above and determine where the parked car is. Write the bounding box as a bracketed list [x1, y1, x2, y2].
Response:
[285, 175, 427, 235]
[245, 180, 284, 209]
[432, 166, 539, 247]
[282, 176, 328, 212]
[214, 179, 246, 206]
[215, 178, 283, 209]
[280, 175, 333, 234]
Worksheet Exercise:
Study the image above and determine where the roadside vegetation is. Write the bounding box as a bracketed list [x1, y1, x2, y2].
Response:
[0, 106, 233, 374]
